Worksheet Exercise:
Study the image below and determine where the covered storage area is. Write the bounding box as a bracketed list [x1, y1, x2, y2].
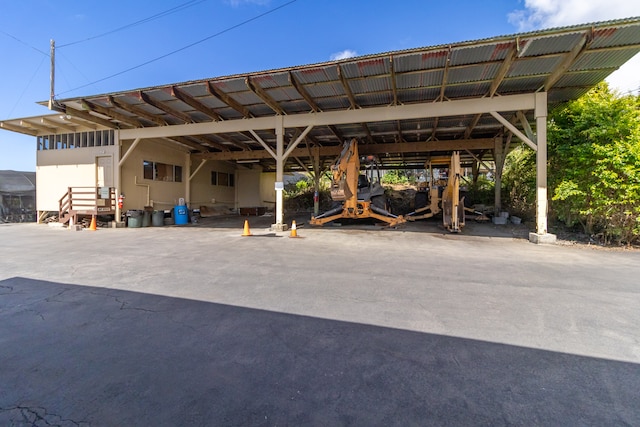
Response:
[2, 17, 640, 240]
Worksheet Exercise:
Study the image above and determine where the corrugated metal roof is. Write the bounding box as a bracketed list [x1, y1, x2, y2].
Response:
[1, 17, 639, 170]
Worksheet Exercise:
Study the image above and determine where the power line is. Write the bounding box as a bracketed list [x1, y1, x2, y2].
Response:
[4, 56, 47, 119]
[0, 29, 48, 57]
[56, 0, 299, 97]
[58, 0, 208, 48]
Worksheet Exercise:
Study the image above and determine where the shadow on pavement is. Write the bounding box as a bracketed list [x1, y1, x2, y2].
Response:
[1, 277, 638, 426]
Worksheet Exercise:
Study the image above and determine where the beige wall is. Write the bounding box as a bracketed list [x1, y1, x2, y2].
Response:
[36, 146, 118, 211]
[120, 139, 189, 210]
[35, 137, 276, 214]
[190, 159, 236, 209]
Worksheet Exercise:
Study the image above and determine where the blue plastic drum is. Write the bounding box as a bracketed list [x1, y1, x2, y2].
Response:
[174, 205, 189, 225]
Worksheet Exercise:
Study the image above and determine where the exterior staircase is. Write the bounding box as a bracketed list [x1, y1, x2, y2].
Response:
[58, 187, 116, 225]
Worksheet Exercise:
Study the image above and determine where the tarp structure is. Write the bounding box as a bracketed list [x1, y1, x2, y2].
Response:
[0, 170, 36, 222]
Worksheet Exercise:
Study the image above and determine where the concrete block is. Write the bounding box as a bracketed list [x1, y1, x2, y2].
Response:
[529, 232, 557, 244]
[69, 225, 84, 232]
[270, 223, 289, 232]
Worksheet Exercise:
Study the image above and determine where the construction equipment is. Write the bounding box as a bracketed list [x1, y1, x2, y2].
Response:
[311, 138, 404, 227]
[407, 151, 468, 232]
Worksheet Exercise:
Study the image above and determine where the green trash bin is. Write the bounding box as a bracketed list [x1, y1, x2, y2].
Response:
[142, 210, 151, 227]
[127, 210, 142, 228]
[152, 210, 164, 227]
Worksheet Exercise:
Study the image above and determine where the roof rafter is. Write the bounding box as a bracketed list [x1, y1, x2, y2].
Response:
[170, 86, 223, 121]
[245, 76, 285, 115]
[109, 96, 167, 126]
[138, 90, 194, 124]
[188, 135, 231, 152]
[207, 81, 254, 118]
[337, 64, 359, 109]
[20, 120, 56, 134]
[288, 72, 321, 112]
[81, 99, 142, 128]
[42, 117, 77, 132]
[64, 105, 119, 129]
[390, 55, 399, 106]
[543, 29, 592, 91]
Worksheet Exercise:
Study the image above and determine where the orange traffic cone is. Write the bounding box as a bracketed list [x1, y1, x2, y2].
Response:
[89, 215, 97, 231]
[289, 220, 301, 238]
[241, 219, 252, 236]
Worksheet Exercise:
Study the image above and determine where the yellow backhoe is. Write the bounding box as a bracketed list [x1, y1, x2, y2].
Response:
[310, 138, 405, 227]
[407, 151, 469, 232]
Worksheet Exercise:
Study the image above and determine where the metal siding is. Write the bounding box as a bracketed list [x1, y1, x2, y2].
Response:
[356, 92, 393, 107]
[570, 49, 640, 72]
[555, 70, 612, 88]
[292, 66, 339, 84]
[394, 50, 449, 72]
[340, 57, 390, 78]
[349, 76, 391, 94]
[520, 32, 584, 57]
[590, 25, 639, 49]
[397, 70, 444, 89]
[448, 63, 499, 84]
[509, 56, 564, 77]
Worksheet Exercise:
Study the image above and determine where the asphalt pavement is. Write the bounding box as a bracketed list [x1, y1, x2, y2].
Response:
[1, 218, 639, 426]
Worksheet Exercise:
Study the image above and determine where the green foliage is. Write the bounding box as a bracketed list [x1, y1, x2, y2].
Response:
[465, 174, 495, 206]
[382, 170, 410, 185]
[502, 145, 536, 220]
[548, 82, 640, 245]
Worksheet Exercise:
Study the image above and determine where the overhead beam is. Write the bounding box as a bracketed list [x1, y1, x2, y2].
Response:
[438, 47, 452, 102]
[543, 31, 591, 91]
[60, 116, 97, 130]
[64, 106, 119, 129]
[165, 136, 207, 152]
[390, 55, 399, 106]
[337, 64, 359, 109]
[289, 72, 321, 112]
[195, 138, 495, 161]
[42, 117, 78, 132]
[138, 90, 194, 124]
[207, 81, 254, 118]
[82, 99, 142, 127]
[246, 77, 284, 115]
[171, 86, 223, 121]
[489, 111, 537, 151]
[189, 135, 230, 152]
[109, 96, 167, 126]
[488, 42, 518, 97]
[0, 121, 38, 136]
[20, 120, 56, 134]
[120, 93, 538, 140]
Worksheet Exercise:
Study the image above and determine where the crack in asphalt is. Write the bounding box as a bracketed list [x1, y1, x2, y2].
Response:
[0, 405, 90, 426]
[89, 291, 199, 332]
[0, 284, 15, 294]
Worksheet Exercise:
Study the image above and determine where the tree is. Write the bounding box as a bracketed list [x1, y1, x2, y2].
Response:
[548, 83, 640, 245]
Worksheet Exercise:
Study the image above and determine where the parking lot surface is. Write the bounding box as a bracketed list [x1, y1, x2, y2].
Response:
[1, 219, 639, 426]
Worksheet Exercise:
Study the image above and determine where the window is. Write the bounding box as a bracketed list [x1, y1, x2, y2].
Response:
[143, 161, 183, 182]
[36, 130, 114, 151]
[211, 171, 234, 187]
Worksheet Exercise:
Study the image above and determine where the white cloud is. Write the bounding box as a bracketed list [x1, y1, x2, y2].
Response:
[330, 49, 358, 61]
[508, 0, 640, 93]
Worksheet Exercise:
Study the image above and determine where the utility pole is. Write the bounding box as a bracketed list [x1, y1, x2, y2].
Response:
[48, 39, 55, 110]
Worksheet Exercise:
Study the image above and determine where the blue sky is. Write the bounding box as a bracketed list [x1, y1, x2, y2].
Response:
[1, 0, 639, 171]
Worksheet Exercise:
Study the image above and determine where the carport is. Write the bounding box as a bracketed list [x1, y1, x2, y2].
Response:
[2, 17, 640, 241]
